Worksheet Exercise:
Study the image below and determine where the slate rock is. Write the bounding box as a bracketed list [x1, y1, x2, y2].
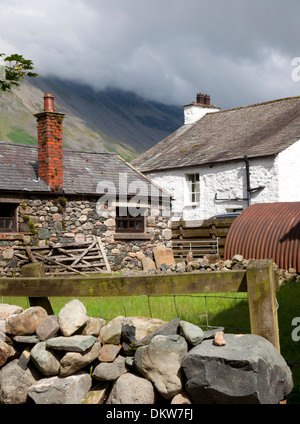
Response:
[46, 335, 98, 353]
[98, 343, 122, 362]
[60, 340, 102, 377]
[36, 315, 60, 341]
[121, 324, 137, 355]
[0, 359, 41, 404]
[30, 342, 61, 376]
[58, 299, 88, 337]
[92, 355, 128, 381]
[18, 346, 32, 371]
[179, 321, 204, 346]
[135, 334, 188, 400]
[5, 307, 48, 336]
[106, 372, 156, 404]
[28, 371, 92, 404]
[13, 335, 41, 344]
[182, 334, 294, 404]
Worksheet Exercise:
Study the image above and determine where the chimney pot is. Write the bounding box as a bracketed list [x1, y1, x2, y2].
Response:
[44, 93, 55, 112]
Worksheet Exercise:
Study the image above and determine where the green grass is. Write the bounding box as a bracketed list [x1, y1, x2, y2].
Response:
[6, 126, 36, 145]
[1, 279, 299, 404]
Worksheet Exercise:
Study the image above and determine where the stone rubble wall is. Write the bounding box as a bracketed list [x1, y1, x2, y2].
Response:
[0, 298, 294, 404]
[0, 196, 172, 277]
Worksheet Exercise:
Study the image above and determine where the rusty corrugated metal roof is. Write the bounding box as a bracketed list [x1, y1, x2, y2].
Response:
[224, 202, 300, 272]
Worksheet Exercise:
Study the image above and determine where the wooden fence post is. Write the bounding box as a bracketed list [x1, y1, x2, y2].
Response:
[22, 262, 54, 315]
[246, 259, 280, 352]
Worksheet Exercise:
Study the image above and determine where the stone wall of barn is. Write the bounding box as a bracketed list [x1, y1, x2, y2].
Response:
[0, 195, 171, 277]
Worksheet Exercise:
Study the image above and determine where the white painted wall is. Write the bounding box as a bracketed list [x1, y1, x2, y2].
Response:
[277, 139, 300, 201]
[184, 104, 220, 125]
[146, 156, 281, 221]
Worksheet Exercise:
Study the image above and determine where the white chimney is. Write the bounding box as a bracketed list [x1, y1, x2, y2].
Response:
[184, 93, 220, 125]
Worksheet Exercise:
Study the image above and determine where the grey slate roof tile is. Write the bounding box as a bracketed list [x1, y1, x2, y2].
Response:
[132, 96, 300, 172]
[0, 142, 166, 196]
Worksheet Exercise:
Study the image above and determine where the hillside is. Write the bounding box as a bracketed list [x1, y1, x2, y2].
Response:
[0, 76, 183, 161]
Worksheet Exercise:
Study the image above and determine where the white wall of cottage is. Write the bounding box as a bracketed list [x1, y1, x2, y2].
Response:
[145, 154, 293, 221]
[277, 138, 300, 202]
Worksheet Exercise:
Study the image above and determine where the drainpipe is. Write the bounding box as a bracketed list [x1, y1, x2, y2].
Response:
[244, 155, 265, 207]
[244, 156, 251, 207]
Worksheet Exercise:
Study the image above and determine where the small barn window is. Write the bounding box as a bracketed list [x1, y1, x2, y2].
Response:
[115, 206, 145, 233]
[0, 203, 18, 233]
[187, 174, 200, 203]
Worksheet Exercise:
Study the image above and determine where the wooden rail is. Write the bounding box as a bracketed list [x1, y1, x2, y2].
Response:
[0, 259, 280, 352]
[172, 217, 236, 258]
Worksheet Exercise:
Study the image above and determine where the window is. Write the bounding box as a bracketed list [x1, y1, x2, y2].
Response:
[187, 174, 200, 203]
[115, 206, 144, 233]
[0, 203, 18, 233]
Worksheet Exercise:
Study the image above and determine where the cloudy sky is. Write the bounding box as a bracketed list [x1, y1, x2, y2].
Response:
[1, 0, 300, 109]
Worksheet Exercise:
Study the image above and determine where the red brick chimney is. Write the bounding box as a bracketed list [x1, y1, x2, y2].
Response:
[35, 94, 65, 192]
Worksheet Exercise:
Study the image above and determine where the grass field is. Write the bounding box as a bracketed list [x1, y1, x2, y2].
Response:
[1, 278, 299, 404]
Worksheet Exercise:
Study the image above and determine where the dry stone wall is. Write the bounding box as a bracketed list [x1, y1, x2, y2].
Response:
[0, 196, 171, 277]
[0, 299, 293, 405]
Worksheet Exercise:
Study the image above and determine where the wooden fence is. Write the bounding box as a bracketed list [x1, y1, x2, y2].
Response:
[171, 217, 236, 259]
[0, 259, 280, 352]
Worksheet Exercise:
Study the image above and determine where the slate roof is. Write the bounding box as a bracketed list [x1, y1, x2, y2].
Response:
[0, 141, 167, 197]
[132, 96, 300, 173]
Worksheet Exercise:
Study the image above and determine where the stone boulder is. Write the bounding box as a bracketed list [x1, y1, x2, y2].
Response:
[58, 299, 88, 337]
[106, 372, 156, 404]
[182, 334, 294, 404]
[60, 340, 102, 377]
[153, 246, 175, 268]
[92, 355, 128, 381]
[30, 342, 61, 376]
[5, 307, 48, 336]
[28, 371, 92, 404]
[0, 304, 23, 320]
[0, 359, 41, 404]
[36, 315, 60, 341]
[46, 335, 98, 353]
[134, 334, 188, 400]
[0, 340, 16, 367]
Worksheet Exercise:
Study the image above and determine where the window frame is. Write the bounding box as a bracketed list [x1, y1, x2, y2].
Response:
[0, 202, 18, 233]
[186, 173, 200, 204]
[115, 206, 145, 234]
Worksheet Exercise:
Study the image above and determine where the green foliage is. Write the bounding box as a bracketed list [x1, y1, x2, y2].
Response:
[0, 53, 38, 92]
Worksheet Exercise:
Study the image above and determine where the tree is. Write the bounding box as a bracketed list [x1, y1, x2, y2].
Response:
[0, 53, 38, 92]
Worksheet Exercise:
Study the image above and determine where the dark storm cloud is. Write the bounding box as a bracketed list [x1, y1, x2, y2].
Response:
[1, 0, 300, 108]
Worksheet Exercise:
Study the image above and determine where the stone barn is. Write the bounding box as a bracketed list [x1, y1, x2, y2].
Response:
[0, 94, 171, 277]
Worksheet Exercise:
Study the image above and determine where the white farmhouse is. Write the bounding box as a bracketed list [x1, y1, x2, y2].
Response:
[132, 94, 300, 221]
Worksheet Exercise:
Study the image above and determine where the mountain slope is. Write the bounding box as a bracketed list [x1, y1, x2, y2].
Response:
[0, 76, 183, 161]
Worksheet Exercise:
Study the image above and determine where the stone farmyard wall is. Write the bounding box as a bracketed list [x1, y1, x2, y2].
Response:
[0, 299, 293, 404]
[0, 195, 171, 277]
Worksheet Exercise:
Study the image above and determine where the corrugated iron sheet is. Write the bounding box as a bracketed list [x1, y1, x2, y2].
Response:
[224, 202, 300, 272]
